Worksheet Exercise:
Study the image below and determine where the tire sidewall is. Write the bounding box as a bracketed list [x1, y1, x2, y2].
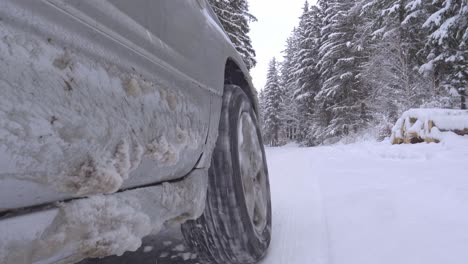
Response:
[223, 87, 272, 257]
[181, 85, 272, 264]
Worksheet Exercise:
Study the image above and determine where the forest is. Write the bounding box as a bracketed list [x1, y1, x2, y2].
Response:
[209, 0, 467, 146]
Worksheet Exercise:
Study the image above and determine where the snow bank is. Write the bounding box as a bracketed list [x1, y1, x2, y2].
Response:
[391, 108, 468, 144]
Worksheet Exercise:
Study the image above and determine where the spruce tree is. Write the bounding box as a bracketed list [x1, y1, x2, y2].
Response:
[361, 0, 428, 124]
[280, 33, 300, 142]
[316, 0, 370, 141]
[263, 58, 284, 146]
[292, 2, 323, 145]
[208, 0, 257, 70]
[421, 0, 468, 109]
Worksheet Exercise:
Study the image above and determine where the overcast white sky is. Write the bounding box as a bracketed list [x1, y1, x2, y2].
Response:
[249, 0, 317, 91]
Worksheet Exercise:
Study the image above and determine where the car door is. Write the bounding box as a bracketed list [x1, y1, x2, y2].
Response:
[0, 0, 220, 210]
[109, 0, 225, 92]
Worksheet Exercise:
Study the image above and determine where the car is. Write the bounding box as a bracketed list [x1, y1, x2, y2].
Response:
[0, 0, 271, 263]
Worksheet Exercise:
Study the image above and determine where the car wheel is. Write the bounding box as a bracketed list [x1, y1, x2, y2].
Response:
[181, 85, 272, 264]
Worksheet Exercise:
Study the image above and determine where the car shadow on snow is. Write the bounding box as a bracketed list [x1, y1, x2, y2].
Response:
[79, 225, 199, 264]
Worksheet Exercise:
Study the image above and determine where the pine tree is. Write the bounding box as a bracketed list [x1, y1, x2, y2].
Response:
[421, 0, 468, 109]
[316, 0, 370, 141]
[263, 58, 284, 146]
[280, 33, 300, 142]
[292, 2, 323, 145]
[208, 0, 257, 70]
[361, 1, 425, 122]
[402, 0, 454, 108]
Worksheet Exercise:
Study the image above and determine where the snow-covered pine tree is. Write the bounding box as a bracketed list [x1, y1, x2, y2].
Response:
[263, 58, 284, 146]
[292, 2, 323, 146]
[280, 32, 300, 142]
[400, 0, 456, 109]
[208, 0, 257, 70]
[360, 0, 429, 128]
[316, 0, 370, 142]
[310, 0, 334, 142]
[420, 0, 468, 109]
[316, 0, 334, 86]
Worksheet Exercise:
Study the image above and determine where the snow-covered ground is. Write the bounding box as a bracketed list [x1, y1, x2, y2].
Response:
[83, 134, 468, 264]
[262, 134, 468, 264]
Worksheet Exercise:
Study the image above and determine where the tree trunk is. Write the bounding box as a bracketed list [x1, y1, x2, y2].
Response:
[461, 88, 466, 110]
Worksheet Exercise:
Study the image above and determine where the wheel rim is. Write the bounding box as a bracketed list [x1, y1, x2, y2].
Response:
[238, 112, 268, 234]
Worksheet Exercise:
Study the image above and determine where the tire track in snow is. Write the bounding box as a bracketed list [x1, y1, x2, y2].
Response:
[313, 155, 334, 264]
[260, 146, 330, 264]
[306, 150, 331, 264]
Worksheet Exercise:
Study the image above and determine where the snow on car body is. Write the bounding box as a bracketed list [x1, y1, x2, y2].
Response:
[0, 1, 270, 263]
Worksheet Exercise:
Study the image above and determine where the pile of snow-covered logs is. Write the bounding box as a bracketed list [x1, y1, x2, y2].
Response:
[391, 109, 468, 144]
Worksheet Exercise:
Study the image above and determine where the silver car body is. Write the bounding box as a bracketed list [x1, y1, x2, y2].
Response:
[0, 0, 257, 263]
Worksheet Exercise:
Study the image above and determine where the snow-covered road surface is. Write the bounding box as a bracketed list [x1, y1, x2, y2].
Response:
[82, 135, 468, 264]
[263, 135, 468, 264]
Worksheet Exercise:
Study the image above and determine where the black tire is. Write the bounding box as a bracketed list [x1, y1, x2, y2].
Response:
[181, 85, 272, 264]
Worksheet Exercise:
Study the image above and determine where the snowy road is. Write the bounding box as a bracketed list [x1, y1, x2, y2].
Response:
[83, 136, 468, 264]
[263, 136, 468, 264]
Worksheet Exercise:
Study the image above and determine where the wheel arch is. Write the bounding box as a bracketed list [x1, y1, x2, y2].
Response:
[223, 58, 260, 116]
[195, 57, 259, 169]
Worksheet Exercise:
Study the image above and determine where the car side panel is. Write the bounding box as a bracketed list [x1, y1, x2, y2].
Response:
[0, 0, 218, 210]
